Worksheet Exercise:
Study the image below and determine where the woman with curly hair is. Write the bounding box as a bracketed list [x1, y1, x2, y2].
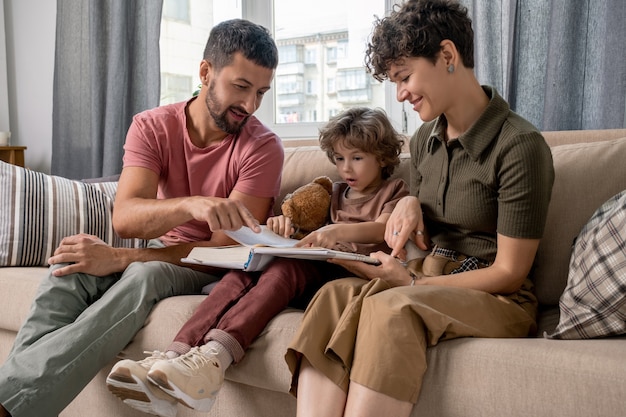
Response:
[284, 1, 555, 416]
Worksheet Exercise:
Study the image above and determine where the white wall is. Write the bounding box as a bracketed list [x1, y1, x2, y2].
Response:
[3, 0, 56, 173]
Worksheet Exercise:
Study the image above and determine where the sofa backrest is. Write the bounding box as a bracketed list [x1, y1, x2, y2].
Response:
[276, 146, 412, 214]
[278, 129, 626, 307]
[535, 129, 626, 306]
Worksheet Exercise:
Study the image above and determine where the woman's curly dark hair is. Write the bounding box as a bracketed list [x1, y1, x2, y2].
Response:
[365, 0, 474, 81]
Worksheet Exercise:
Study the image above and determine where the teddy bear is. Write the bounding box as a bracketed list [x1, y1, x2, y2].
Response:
[280, 176, 333, 239]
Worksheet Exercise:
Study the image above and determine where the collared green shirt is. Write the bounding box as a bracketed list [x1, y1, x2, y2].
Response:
[410, 86, 555, 262]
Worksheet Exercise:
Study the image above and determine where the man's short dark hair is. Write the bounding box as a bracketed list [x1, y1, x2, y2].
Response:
[203, 19, 279, 71]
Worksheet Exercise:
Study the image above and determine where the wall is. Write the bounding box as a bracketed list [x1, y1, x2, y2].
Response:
[3, 0, 56, 173]
[0, 0, 9, 132]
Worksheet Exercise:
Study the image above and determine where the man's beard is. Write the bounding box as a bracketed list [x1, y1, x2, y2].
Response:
[205, 82, 250, 135]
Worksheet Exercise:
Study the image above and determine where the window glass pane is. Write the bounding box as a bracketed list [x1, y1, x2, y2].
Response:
[159, 0, 242, 105]
[273, 0, 385, 124]
[163, 0, 190, 23]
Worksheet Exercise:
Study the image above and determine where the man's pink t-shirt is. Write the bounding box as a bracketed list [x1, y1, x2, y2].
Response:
[122, 99, 284, 245]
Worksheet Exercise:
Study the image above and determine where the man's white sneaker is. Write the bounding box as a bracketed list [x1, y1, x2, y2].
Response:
[147, 346, 224, 412]
[106, 351, 178, 417]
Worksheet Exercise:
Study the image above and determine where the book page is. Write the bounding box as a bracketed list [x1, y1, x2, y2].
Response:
[225, 225, 299, 248]
[182, 245, 276, 271]
[184, 245, 251, 265]
[182, 243, 380, 271]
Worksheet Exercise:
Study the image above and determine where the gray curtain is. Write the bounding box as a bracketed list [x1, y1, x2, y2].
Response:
[52, 0, 163, 179]
[465, 0, 626, 131]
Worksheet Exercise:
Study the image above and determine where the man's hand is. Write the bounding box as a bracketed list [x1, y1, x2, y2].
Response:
[48, 234, 127, 277]
[188, 197, 261, 233]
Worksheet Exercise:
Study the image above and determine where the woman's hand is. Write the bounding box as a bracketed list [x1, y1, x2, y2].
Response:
[385, 196, 429, 258]
[266, 215, 295, 238]
[329, 251, 413, 287]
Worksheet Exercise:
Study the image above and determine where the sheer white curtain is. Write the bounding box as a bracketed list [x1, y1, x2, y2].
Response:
[52, 0, 163, 179]
[466, 0, 626, 131]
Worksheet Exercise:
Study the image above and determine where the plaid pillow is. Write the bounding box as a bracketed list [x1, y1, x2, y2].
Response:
[0, 161, 146, 267]
[546, 190, 626, 339]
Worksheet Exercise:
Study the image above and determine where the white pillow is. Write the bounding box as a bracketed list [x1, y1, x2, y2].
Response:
[0, 161, 145, 267]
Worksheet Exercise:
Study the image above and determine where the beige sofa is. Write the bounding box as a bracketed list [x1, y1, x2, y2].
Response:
[2, 128, 626, 417]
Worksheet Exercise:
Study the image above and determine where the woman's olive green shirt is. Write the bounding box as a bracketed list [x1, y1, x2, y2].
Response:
[410, 86, 555, 262]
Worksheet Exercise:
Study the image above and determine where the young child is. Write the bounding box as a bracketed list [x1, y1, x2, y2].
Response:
[106, 107, 409, 417]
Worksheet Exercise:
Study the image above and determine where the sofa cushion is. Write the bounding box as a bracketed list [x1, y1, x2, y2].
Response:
[546, 190, 626, 339]
[0, 161, 144, 267]
[119, 296, 301, 394]
[533, 136, 626, 306]
[415, 337, 626, 417]
[0, 267, 46, 332]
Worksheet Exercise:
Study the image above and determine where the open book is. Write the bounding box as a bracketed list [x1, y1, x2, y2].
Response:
[181, 226, 380, 271]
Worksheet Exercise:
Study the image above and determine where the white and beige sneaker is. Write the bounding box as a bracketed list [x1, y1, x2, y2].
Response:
[106, 351, 178, 417]
[147, 346, 224, 412]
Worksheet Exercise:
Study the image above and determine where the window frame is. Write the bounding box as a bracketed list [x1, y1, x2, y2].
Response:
[243, 0, 420, 141]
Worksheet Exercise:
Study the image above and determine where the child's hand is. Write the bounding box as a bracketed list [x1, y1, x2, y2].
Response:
[296, 224, 340, 248]
[266, 215, 295, 238]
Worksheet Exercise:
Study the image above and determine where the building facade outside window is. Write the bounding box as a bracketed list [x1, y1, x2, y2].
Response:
[160, 0, 419, 141]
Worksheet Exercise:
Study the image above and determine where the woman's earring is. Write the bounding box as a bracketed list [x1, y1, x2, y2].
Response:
[447, 64, 455, 73]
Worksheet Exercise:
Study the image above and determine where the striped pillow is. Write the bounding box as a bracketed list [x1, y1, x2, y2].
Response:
[0, 161, 145, 267]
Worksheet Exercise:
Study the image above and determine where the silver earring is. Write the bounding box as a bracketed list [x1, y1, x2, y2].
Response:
[447, 64, 455, 73]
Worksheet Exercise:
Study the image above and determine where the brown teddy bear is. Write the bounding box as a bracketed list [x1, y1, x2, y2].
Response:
[280, 176, 333, 239]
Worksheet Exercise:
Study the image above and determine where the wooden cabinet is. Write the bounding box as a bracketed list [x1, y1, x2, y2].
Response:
[0, 146, 27, 167]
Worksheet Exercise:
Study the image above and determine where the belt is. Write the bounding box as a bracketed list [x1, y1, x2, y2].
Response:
[431, 245, 491, 274]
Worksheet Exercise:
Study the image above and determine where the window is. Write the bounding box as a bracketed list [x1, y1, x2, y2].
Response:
[163, 0, 191, 23]
[159, 0, 422, 140]
[337, 69, 369, 91]
[306, 80, 317, 96]
[304, 48, 317, 65]
[336, 68, 371, 104]
[261, 0, 420, 139]
[161, 73, 193, 104]
[277, 74, 304, 94]
[327, 78, 336, 95]
[266, 0, 388, 136]
[159, 0, 241, 105]
[337, 40, 348, 61]
[326, 46, 338, 64]
[278, 45, 299, 64]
